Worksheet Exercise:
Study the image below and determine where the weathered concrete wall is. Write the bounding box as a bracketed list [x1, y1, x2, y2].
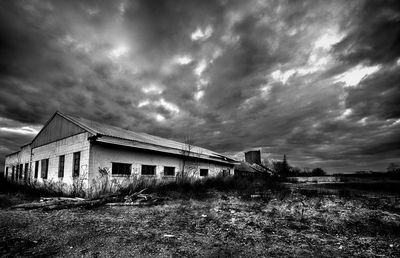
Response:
[89, 143, 234, 190]
[32, 132, 90, 187]
[4, 134, 235, 195]
[4, 145, 31, 182]
[4, 153, 19, 180]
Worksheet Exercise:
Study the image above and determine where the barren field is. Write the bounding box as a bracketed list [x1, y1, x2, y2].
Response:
[1, 185, 400, 258]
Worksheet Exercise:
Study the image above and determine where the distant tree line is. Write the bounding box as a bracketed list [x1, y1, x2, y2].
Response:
[269, 155, 327, 178]
[387, 163, 400, 174]
[269, 158, 400, 178]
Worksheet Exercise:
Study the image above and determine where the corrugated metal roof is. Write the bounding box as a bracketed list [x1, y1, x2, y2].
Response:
[61, 113, 236, 163]
[234, 161, 270, 173]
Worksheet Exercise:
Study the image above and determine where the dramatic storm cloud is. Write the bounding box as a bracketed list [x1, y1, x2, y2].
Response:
[0, 0, 399, 172]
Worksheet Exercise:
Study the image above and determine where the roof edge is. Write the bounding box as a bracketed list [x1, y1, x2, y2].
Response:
[59, 112, 99, 135]
[95, 136, 237, 164]
[5, 150, 20, 157]
[29, 111, 99, 147]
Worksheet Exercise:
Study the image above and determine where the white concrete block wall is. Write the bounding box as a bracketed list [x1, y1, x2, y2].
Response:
[4, 153, 18, 180]
[90, 144, 181, 184]
[32, 132, 90, 186]
[131, 163, 141, 178]
[4, 145, 32, 182]
[187, 161, 232, 178]
[19, 145, 32, 180]
[4, 133, 234, 194]
[90, 143, 233, 184]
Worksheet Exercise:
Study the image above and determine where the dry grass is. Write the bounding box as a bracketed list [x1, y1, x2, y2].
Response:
[1, 184, 400, 257]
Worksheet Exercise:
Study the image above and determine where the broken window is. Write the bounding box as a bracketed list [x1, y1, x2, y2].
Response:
[141, 165, 156, 176]
[73, 152, 80, 177]
[200, 169, 208, 177]
[164, 166, 175, 176]
[34, 161, 39, 178]
[222, 169, 230, 177]
[58, 155, 65, 178]
[112, 163, 131, 176]
[41, 159, 49, 179]
[24, 163, 28, 181]
[19, 164, 23, 179]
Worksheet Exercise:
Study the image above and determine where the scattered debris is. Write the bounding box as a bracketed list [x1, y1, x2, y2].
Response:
[2, 187, 400, 257]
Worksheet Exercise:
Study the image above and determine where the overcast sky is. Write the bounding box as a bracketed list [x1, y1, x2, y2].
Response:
[0, 0, 399, 173]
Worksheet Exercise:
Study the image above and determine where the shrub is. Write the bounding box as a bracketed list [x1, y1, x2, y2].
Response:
[1, 172, 288, 200]
[111, 174, 287, 199]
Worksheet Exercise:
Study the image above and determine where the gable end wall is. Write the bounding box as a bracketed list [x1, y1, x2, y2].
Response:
[31, 114, 86, 148]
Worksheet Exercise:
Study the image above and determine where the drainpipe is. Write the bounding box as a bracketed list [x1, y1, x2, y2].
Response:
[29, 146, 33, 183]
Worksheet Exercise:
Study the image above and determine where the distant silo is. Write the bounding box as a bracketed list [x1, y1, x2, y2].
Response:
[245, 150, 261, 165]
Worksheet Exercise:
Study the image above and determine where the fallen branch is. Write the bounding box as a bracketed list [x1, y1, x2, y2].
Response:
[105, 201, 162, 207]
[106, 203, 142, 206]
[10, 189, 163, 210]
[40, 197, 85, 202]
[43, 199, 108, 211]
[11, 202, 59, 210]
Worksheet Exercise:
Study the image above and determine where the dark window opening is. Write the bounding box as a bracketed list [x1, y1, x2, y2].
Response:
[24, 163, 28, 181]
[200, 169, 208, 177]
[141, 165, 156, 176]
[34, 161, 39, 179]
[112, 163, 131, 175]
[12, 166, 15, 181]
[5, 167, 8, 179]
[73, 152, 80, 177]
[164, 166, 175, 176]
[19, 164, 23, 179]
[58, 155, 65, 178]
[16, 164, 19, 179]
[222, 169, 230, 177]
[41, 159, 49, 179]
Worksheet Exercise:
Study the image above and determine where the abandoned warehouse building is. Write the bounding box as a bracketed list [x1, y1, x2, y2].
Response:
[4, 111, 236, 193]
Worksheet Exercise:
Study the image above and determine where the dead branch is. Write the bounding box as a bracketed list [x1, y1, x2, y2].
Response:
[10, 189, 163, 210]
[40, 197, 85, 202]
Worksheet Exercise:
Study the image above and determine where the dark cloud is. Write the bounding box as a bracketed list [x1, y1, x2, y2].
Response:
[334, 0, 400, 65]
[345, 65, 400, 119]
[0, 0, 399, 173]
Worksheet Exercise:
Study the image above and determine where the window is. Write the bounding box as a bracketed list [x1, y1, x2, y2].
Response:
[24, 163, 28, 181]
[12, 166, 15, 181]
[112, 163, 131, 176]
[141, 165, 156, 176]
[5, 167, 8, 179]
[73, 152, 80, 177]
[15, 164, 19, 180]
[200, 169, 208, 177]
[58, 155, 65, 178]
[164, 166, 175, 176]
[41, 159, 49, 179]
[222, 169, 230, 177]
[19, 164, 23, 179]
[34, 161, 39, 178]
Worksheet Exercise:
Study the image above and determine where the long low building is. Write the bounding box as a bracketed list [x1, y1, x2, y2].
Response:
[4, 111, 236, 194]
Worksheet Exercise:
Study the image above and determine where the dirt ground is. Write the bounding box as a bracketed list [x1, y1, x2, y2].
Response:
[1, 190, 400, 257]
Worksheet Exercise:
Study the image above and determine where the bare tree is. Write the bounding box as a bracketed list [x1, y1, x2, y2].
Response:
[387, 163, 400, 173]
[178, 136, 201, 181]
